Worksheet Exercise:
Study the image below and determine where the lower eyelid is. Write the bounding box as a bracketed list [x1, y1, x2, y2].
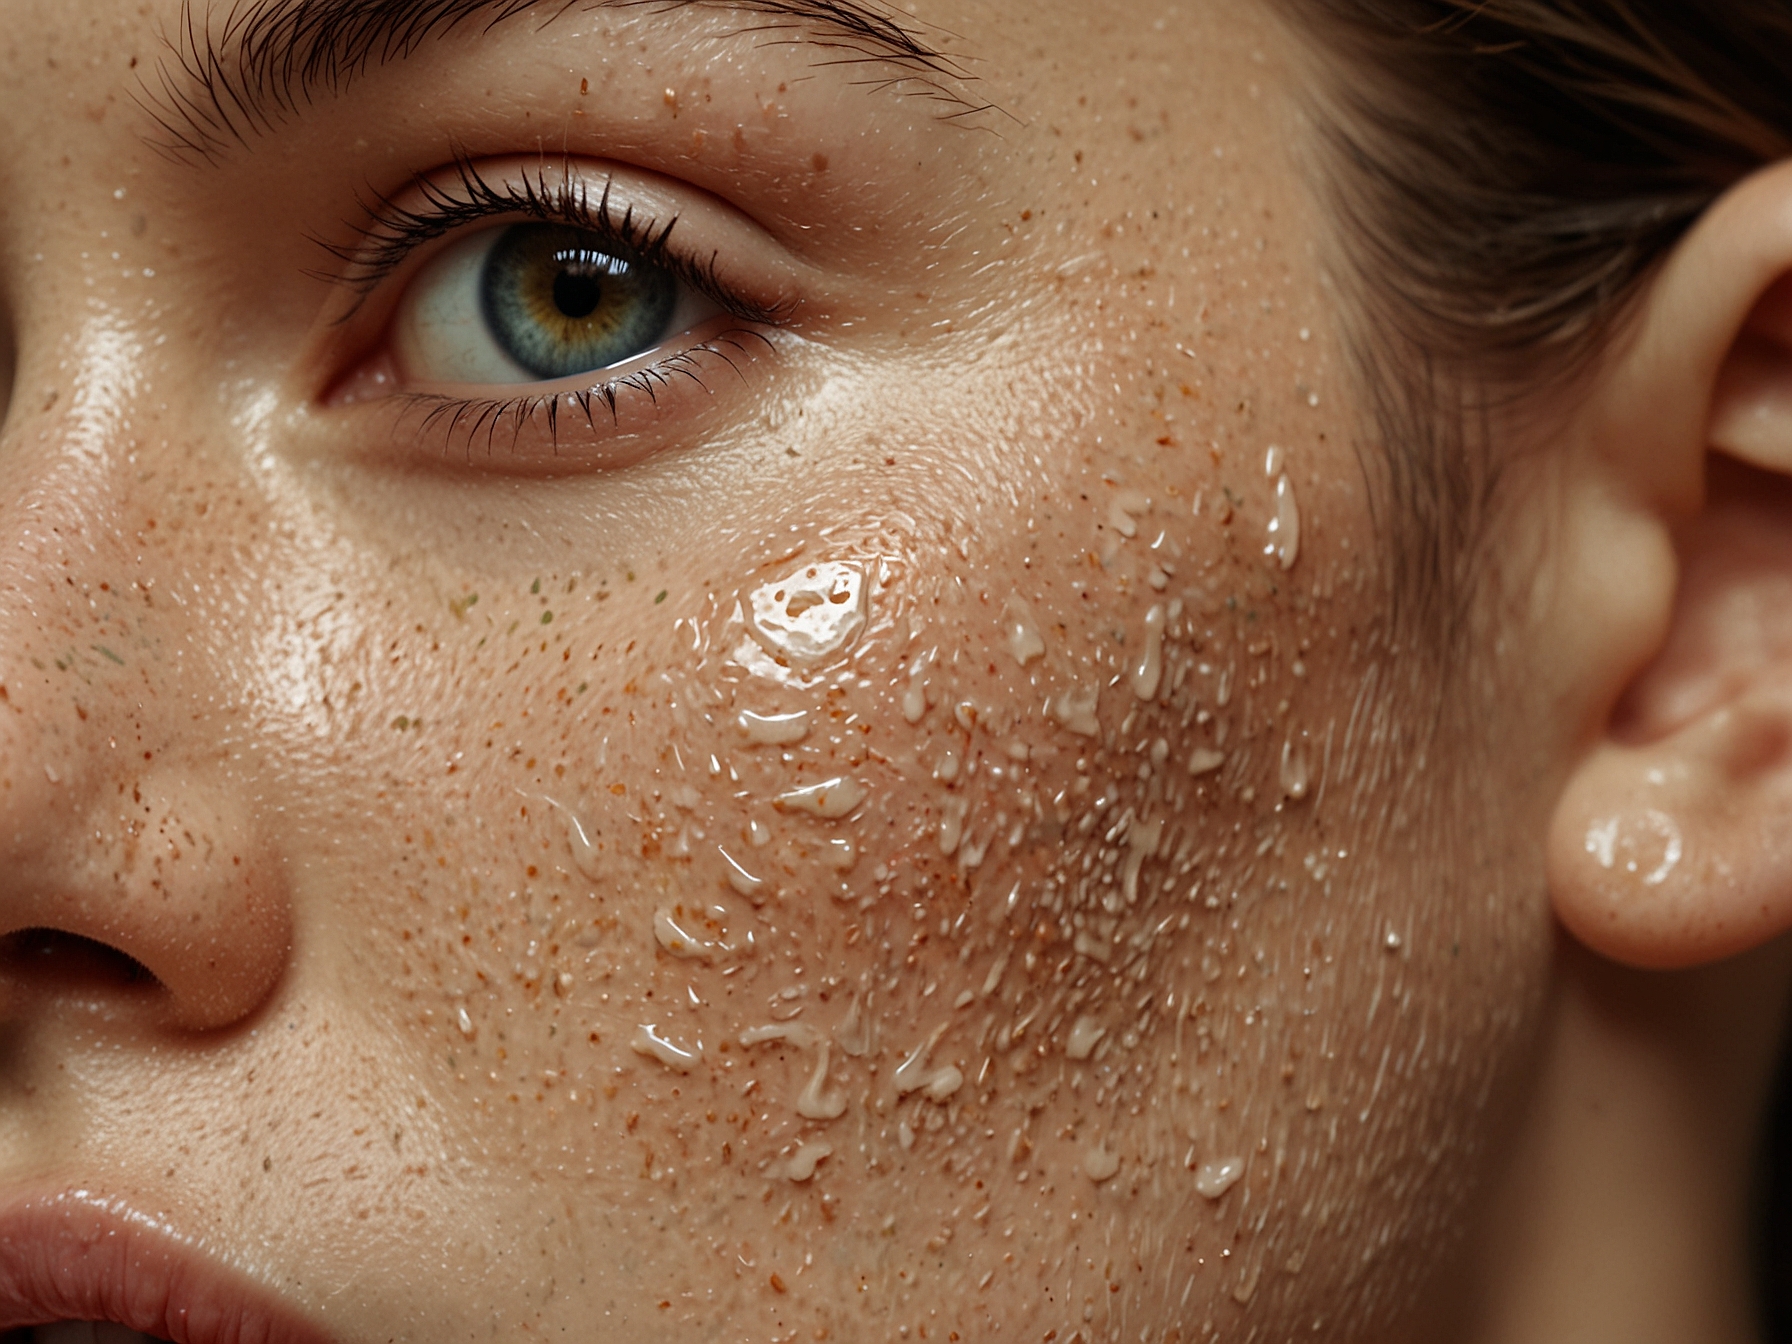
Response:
[364, 318, 787, 472]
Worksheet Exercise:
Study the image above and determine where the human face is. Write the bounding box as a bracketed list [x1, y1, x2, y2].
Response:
[0, 2, 1553, 1341]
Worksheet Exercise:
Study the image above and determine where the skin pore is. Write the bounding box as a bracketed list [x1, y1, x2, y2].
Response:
[0, 1, 1781, 1342]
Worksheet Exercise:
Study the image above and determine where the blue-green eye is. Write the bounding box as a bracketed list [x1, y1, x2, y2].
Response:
[393, 221, 723, 386]
[481, 225, 676, 380]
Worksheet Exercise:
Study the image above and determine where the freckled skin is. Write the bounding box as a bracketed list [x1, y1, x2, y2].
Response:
[0, 1, 1555, 1342]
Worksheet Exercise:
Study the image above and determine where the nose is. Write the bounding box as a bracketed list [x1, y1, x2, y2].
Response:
[0, 394, 292, 1032]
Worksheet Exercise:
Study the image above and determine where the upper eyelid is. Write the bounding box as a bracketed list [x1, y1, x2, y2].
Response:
[314, 152, 799, 326]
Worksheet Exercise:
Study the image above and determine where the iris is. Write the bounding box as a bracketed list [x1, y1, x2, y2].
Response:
[479, 224, 678, 381]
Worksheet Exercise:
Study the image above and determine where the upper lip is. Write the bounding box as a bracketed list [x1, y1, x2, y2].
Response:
[0, 1188, 333, 1343]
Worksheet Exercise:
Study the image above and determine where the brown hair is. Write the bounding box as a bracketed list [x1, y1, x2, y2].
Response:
[1283, 3, 1792, 1329]
[1284, 0, 1792, 638]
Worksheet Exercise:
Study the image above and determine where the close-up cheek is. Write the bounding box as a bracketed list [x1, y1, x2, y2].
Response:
[276, 280, 1440, 1338]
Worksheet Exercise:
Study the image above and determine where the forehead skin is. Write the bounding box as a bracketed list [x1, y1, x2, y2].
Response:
[0, 2, 1551, 1342]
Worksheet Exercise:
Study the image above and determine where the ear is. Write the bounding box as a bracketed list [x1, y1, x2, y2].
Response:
[1547, 160, 1792, 969]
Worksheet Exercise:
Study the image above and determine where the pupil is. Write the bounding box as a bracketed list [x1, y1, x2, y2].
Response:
[553, 269, 602, 320]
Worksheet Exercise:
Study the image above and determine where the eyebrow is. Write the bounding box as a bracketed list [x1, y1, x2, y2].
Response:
[146, 0, 978, 161]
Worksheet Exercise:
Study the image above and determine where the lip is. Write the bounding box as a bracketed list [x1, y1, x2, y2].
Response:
[0, 1189, 333, 1343]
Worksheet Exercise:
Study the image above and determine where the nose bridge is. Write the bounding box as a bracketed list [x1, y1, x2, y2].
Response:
[0, 323, 168, 822]
[0, 335, 293, 1031]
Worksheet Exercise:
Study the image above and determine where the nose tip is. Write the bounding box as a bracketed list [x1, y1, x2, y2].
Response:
[1, 765, 292, 1032]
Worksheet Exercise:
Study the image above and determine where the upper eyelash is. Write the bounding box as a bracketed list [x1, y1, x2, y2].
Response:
[316, 150, 791, 327]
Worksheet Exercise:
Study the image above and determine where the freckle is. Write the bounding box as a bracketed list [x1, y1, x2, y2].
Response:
[812, 152, 829, 173]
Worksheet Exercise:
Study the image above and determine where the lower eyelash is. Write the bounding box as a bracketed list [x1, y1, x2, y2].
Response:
[396, 326, 777, 458]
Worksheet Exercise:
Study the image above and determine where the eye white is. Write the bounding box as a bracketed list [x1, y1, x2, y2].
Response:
[393, 230, 532, 386]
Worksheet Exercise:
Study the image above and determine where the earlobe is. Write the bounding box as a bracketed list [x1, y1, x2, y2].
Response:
[1549, 644, 1792, 971]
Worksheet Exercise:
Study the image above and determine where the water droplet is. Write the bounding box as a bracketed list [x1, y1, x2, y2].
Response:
[1279, 739, 1310, 800]
[893, 1023, 960, 1099]
[540, 795, 604, 882]
[796, 1041, 848, 1119]
[1264, 444, 1284, 477]
[1585, 817, 1618, 868]
[1084, 1146, 1121, 1182]
[980, 951, 1011, 998]
[835, 993, 872, 1057]
[1109, 490, 1150, 538]
[456, 1006, 477, 1040]
[1585, 808, 1683, 886]
[746, 561, 867, 667]
[1130, 603, 1166, 701]
[821, 837, 858, 871]
[901, 657, 930, 724]
[938, 797, 969, 857]
[738, 709, 811, 745]
[1065, 1015, 1106, 1061]
[654, 903, 748, 962]
[718, 846, 766, 897]
[1051, 683, 1102, 737]
[1121, 816, 1164, 905]
[1188, 747, 1225, 776]
[1233, 1259, 1263, 1305]
[1195, 1156, 1245, 1199]
[631, 1023, 702, 1073]
[1265, 473, 1301, 571]
[782, 1140, 832, 1182]
[925, 1066, 964, 1101]
[1001, 596, 1047, 666]
[774, 776, 867, 819]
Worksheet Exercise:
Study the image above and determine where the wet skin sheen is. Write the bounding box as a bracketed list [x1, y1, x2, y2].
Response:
[0, 2, 1556, 1341]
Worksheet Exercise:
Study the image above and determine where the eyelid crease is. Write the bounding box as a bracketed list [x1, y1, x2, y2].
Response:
[312, 149, 798, 328]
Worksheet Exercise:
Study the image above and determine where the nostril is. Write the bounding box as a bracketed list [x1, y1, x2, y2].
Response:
[3, 929, 160, 999]
[0, 770, 293, 1031]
